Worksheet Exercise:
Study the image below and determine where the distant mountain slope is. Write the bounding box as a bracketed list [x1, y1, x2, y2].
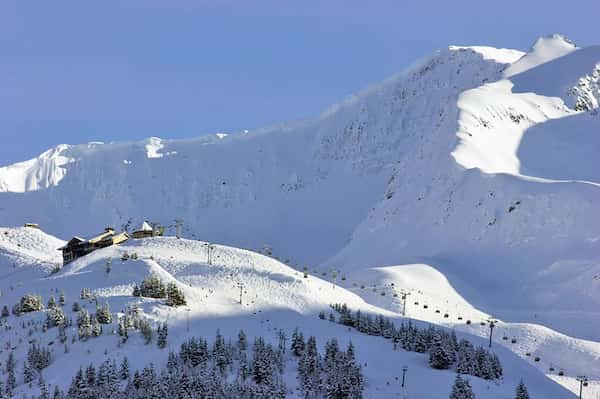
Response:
[0, 35, 599, 345]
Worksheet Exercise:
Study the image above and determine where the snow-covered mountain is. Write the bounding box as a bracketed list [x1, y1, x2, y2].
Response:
[1, 34, 599, 398]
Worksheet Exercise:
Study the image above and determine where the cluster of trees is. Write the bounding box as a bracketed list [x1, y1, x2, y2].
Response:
[132, 275, 187, 307]
[291, 329, 363, 398]
[332, 304, 502, 380]
[25, 329, 365, 399]
[3, 351, 17, 397]
[449, 375, 530, 399]
[23, 343, 52, 385]
[32, 330, 286, 399]
[12, 294, 44, 315]
[115, 305, 170, 349]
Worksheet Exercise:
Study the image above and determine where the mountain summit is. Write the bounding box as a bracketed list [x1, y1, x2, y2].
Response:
[1, 35, 599, 336]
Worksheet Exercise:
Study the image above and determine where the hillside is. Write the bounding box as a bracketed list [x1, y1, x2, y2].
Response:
[1, 34, 599, 397]
[0, 227, 576, 398]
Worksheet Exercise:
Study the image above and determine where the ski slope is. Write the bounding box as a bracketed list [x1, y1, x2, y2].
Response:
[0, 228, 577, 398]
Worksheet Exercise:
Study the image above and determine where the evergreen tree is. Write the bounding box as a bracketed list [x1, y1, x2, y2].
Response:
[298, 336, 321, 397]
[95, 302, 113, 324]
[38, 374, 49, 399]
[475, 347, 493, 379]
[456, 340, 477, 375]
[46, 306, 66, 328]
[120, 356, 130, 380]
[118, 315, 129, 342]
[47, 296, 57, 309]
[137, 275, 166, 298]
[515, 380, 530, 399]
[91, 316, 102, 336]
[291, 328, 306, 357]
[59, 291, 65, 306]
[449, 374, 476, 399]
[238, 329, 247, 352]
[53, 385, 64, 399]
[140, 319, 152, 344]
[429, 333, 453, 370]
[24, 360, 35, 385]
[77, 309, 92, 340]
[14, 294, 44, 314]
[166, 282, 187, 307]
[2, 305, 10, 317]
[157, 322, 168, 349]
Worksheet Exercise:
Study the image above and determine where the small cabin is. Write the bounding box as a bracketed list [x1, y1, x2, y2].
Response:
[58, 227, 130, 265]
[132, 221, 163, 239]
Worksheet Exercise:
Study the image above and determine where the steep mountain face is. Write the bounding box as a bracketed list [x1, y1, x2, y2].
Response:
[0, 46, 519, 262]
[1, 35, 599, 339]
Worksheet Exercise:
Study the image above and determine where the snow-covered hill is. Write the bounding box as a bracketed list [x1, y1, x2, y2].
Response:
[0, 228, 577, 398]
[1, 34, 599, 397]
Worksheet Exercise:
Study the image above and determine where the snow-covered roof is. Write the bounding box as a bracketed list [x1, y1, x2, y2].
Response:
[58, 236, 87, 250]
[139, 221, 153, 232]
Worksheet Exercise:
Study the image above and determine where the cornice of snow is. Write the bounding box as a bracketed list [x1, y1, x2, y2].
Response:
[0, 144, 74, 193]
[504, 34, 577, 77]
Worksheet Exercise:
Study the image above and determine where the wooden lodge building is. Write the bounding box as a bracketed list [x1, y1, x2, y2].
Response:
[131, 221, 161, 239]
[58, 227, 129, 264]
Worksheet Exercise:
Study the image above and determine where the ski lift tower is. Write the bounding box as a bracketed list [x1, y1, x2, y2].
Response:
[175, 219, 184, 239]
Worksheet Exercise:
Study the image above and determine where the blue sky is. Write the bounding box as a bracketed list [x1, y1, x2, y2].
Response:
[1, 0, 599, 165]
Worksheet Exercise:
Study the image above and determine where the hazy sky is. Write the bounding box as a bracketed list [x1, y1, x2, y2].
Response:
[1, 0, 599, 165]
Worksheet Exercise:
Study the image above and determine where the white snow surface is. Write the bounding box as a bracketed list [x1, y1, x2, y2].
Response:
[0, 230, 578, 398]
[504, 34, 577, 77]
[1, 34, 600, 397]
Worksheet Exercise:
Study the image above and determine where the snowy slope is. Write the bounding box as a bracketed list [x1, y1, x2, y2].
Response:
[0, 231, 576, 398]
[1, 34, 600, 397]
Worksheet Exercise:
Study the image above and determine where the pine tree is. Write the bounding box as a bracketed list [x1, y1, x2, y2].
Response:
[77, 309, 92, 340]
[475, 347, 493, 379]
[515, 380, 530, 399]
[24, 360, 35, 385]
[46, 306, 66, 328]
[91, 316, 102, 336]
[38, 374, 49, 399]
[429, 333, 453, 370]
[59, 291, 65, 306]
[298, 336, 320, 397]
[166, 282, 187, 307]
[53, 385, 63, 399]
[5, 367, 15, 397]
[96, 302, 113, 324]
[456, 340, 477, 375]
[15, 294, 44, 314]
[47, 296, 57, 309]
[140, 319, 152, 344]
[238, 329, 247, 352]
[120, 357, 130, 380]
[1, 305, 10, 318]
[157, 322, 168, 349]
[118, 315, 129, 342]
[291, 328, 305, 356]
[137, 275, 166, 298]
[449, 374, 476, 399]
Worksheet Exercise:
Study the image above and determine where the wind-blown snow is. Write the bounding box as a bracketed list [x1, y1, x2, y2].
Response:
[504, 34, 577, 77]
[0, 144, 73, 192]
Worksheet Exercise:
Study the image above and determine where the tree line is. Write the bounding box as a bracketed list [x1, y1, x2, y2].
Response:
[331, 304, 502, 380]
